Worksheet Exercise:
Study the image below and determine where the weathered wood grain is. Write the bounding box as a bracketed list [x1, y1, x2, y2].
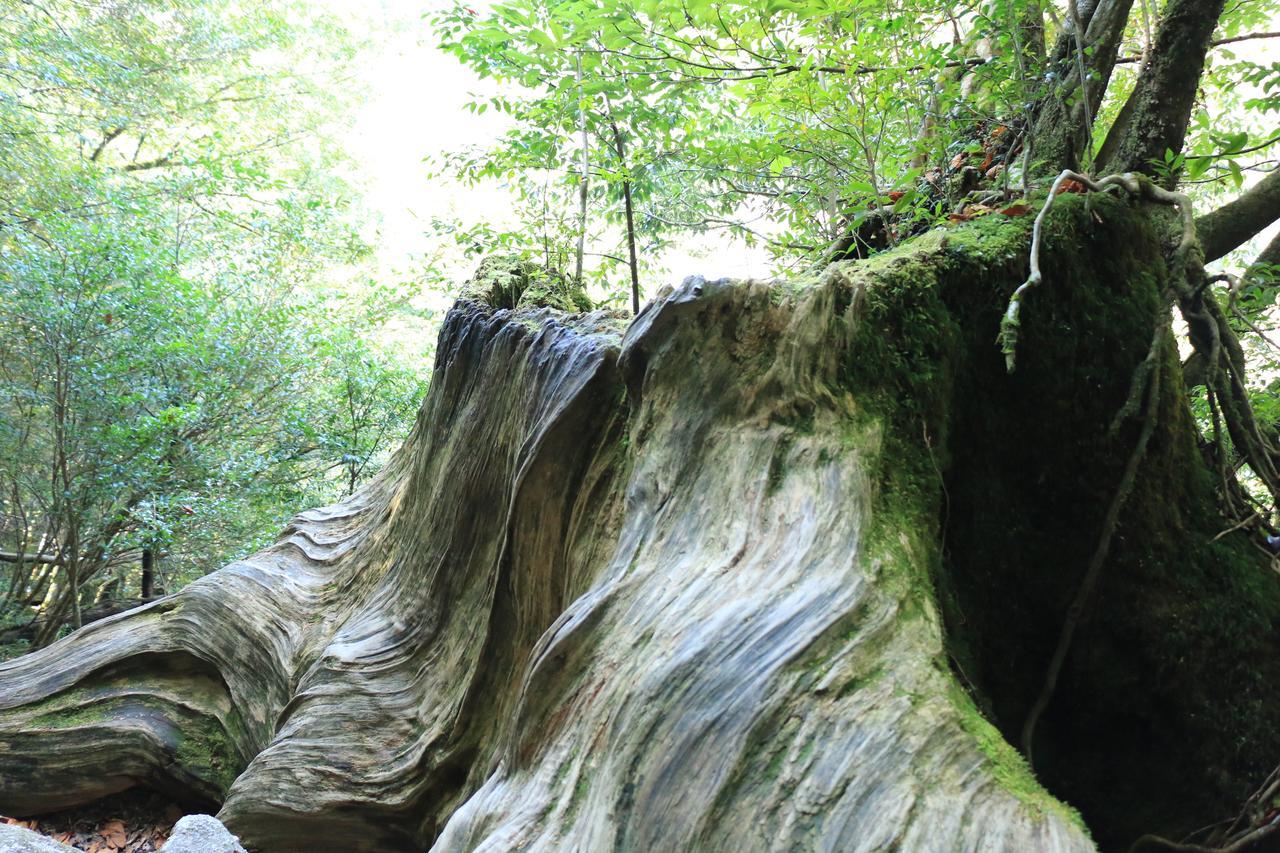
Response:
[0, 256, 1093, 852]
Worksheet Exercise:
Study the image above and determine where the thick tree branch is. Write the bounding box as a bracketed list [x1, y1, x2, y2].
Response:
[122, 154, 175, 173]
[1113, 31, 1280, 65]
[87, 126, 125, 163]
[1242, 230, 1280, 287]
[1196, 168, 1280, 262]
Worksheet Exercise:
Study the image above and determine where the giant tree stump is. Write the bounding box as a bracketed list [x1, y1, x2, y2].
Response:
[5, 201, 1279, 851]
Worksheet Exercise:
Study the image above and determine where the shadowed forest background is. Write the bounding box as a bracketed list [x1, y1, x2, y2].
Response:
[2, 0, 1280, 850]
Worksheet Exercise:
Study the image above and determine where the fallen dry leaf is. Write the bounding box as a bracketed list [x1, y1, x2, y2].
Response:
[6, 787, 189, 852]
[101, 818, 128, 848]
[1000, 203, 1033, 217]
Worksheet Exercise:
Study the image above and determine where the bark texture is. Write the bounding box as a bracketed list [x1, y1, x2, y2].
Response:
[1095, 0, 1226, 179]
[1, 200, 1278, 852]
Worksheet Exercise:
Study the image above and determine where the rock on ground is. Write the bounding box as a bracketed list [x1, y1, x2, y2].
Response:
[161, 815, 246, 853]
[0, 822, 75, 852]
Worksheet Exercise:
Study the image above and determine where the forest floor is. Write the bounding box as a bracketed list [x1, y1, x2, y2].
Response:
[1, 789, 188, 852]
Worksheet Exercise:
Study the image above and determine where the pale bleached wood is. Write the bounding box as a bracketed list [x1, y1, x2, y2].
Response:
[0, 257, 1093, 852]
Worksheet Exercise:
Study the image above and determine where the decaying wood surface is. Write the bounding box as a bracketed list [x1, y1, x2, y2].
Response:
[0, 252, 1092, 852]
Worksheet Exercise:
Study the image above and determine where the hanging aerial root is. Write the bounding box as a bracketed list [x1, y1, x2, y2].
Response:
[1112, 287, 1176, 435]
[1183, 269, 1280, 513]
[999, 169, 1196, 372]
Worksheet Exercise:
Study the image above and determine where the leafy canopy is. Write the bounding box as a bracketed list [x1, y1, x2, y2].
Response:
[434, 0, 1280, 278]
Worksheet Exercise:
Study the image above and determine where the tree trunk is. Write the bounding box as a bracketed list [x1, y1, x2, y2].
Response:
[1030, 0, 1135, 171]
[1, 208, 1278, 851]
[1095, 0, 1227, 179]
[609, 121, 641, 315]
[141, 547, 154, 600]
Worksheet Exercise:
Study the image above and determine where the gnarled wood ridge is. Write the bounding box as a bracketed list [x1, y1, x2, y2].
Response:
[2, 198, 1279, 852]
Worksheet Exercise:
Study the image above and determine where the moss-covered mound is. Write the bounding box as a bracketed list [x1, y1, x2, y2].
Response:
[460, 254, 594, 313]
[846, 193, 1280, 850]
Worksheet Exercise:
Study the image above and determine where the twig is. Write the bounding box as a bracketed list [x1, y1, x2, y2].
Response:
[1211, 510, 1261, 542]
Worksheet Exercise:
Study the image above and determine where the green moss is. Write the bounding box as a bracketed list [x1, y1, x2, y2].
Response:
[460, 254, 525, 307]
[19, 679, 247, 798]
[947, 680, 1087, 830]
[460, 254, 593, 313]
[830, 239, 958, 623]
[175, 713, 241, 792]
[834, 664, 886, 699]
[833, 234, 959, 436]
[562, 765, 592, 827]
[768, 277, 815, 306]
[29, 694, 112, 729]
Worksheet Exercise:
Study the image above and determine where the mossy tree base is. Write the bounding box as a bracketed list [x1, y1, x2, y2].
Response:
[0, 204, 1274, 851]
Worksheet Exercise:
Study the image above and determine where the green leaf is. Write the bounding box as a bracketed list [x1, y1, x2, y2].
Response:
[1228, 159, 1244, 188]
